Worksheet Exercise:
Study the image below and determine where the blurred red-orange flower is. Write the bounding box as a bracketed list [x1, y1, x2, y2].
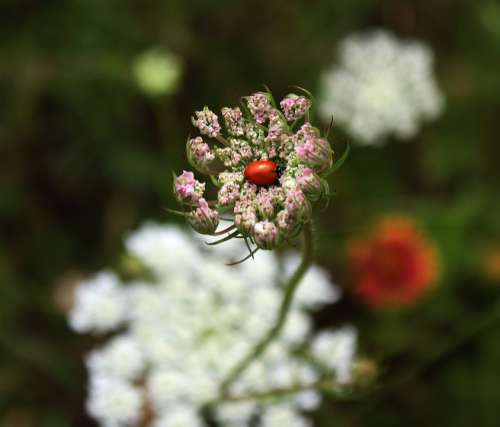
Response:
[348, 216, 439, 308]
[481, 246, 500, 283]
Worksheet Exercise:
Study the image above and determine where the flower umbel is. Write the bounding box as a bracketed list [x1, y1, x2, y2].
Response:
[69, 223, 358, 427]
[173, 88, 343, 257]
[319, 30, 444, 145]
[173, 170, 205, 204]
[187, 198, 219, 235]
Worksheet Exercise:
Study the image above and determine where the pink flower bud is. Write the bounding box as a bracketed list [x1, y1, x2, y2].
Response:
[256, 188, 275, 219]
[187, 198, 219, 235]
[286, 188, 308, 217]
[253, 220, 281, 250]
[295, 133, 333, 172]
[191, 107, 221, 138]
[174, 171, 205, 204]
[234, 200, 257, 234]
[217, 182, 241, 206]
[187, 137, 216, 174]
[276, 209, 300, 235]
[246, 92, 273, 124]
[221, 107, 245, 136]
[280, 94, 311, 122]
[296, 168, 323, 201]
[266, 110, 286, 142]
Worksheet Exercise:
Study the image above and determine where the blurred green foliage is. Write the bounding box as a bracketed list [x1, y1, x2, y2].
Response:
[1, 0, 500, 425]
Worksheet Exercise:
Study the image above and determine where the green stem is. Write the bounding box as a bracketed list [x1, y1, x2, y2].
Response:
[211, 376, 337, 406]
[216, 134, 231, 147]
[219, 220, 315, 395]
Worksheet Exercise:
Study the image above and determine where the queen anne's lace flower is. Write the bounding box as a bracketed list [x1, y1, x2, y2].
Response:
[69, 223, 357, 427]
[86, 376, 143, 427]
[175, 88, 339, 254]
[319, 30, 445, 145]
[311, 327, 358, 385]
[69, 272, 127, 333]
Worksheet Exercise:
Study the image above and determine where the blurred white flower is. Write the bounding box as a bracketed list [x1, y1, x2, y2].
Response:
[216, 401, 256, 426]
[133, 48, 182, 96]
[69, 271, 127, 333]
[152, 405, 203, 427]
[311, 326, 358, 384]
[86, 376, 143, 427]
[70, 223, 357, 426]
[319, 30, 444, 145]
[284, 254, 341, 308]
[260, 404, 312, 427]
[86, 335, 145, 381]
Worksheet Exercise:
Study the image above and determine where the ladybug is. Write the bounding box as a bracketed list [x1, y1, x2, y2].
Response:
[244, 160, 280, 186]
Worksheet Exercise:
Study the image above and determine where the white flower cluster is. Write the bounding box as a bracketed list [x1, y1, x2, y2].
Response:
[319, 30, 445, 145]
[69, 223, 357, 427]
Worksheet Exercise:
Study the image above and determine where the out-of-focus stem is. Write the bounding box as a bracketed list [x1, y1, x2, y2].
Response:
[211, 377, 338, 405]
[218, 220, 315, 395]
[216, 134, 231, 147]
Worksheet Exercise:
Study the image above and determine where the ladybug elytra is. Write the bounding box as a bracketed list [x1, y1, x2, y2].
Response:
[244, 160, 280, 186]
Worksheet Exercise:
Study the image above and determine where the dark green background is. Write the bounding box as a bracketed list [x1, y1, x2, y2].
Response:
[1, 0, 500, 425]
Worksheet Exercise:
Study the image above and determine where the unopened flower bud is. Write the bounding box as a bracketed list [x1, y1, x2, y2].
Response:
[174, 171, 205, 204]
[253, 220, 281, 250]
[187, 198, 219, 235]
[296, 168, 323, 202]
[192, 107, 221, 138]
[266, 110, 286, 142]
[246, 92, 273, 124]
[234, 200, 257, 234]
[280, 94, 311, 122]
[187, 137, 216, 174]
[285, 188, 310, 219]
[218, 182, 241, 206]
[276, 209, 300, 235]
[221, 107, 245, 136]
[256, 189, 275, 219]
[295, 136, 333, 172]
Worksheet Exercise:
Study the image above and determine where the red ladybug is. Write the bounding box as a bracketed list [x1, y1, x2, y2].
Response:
[244, 160, 280, 186]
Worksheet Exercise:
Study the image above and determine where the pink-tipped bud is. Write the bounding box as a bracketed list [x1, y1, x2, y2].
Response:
[234, 200, 257, 234]
[280, 94, 311, 122]
[246, 92, 273, 124]
[285, 187, 310, 219]
[217, 181, 241, 207]
[255, 189, 275, 219]
[191, 107, 221, 138]
[221, 107, 245, 136]
[253, 220, 281, 250]
[266, 110, 286, 142]
[187, 198, 219, 235]
[276, 209, 300, 235]
[187, 137, 216, 174]
[174, 170, 205, 204]
[295, 135, 333, 172]
[296, 168, 323, 201]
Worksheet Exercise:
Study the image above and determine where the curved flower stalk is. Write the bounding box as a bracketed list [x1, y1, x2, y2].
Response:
[69, 223, 360, 427]
[169, 87, 349, 399]
[171, 87, 347, 259]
